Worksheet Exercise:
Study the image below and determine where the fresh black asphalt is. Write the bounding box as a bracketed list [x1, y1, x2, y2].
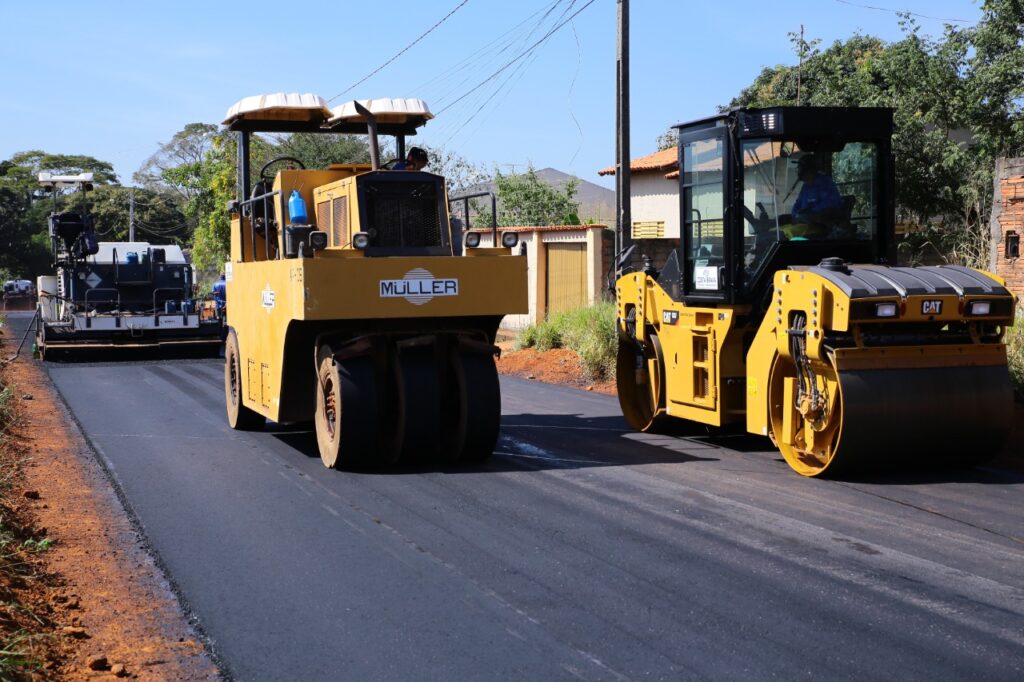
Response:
[7, 313, 1024, 681]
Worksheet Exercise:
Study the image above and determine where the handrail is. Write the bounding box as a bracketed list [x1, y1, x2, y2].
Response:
[239, 189, 281, 262]
[83, 288, 121, 328]
[152, 287, 184, 315]
[448, 191, 497, 247]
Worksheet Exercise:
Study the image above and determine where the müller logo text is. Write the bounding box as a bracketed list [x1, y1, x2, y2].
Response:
[379, 268, 459, 305]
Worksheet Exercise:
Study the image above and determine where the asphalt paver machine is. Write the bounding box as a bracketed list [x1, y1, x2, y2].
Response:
[615, 107, 1017, 476]
[35, 173, 222, 356]
[221, 93, 527, 468]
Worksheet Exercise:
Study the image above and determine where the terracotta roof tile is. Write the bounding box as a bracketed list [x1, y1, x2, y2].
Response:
[598, 148, 678, 176]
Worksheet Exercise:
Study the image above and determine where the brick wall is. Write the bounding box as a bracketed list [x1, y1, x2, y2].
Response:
[991, 157, 1024, 302]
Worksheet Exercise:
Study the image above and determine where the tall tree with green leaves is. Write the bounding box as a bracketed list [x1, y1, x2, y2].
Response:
[0, 151, 120, 277]
[486, 165, 580, 227]
[274, 133, 371, 170]
[723, 1, 1023, 266]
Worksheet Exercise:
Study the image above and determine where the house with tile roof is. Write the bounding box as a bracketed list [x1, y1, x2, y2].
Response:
[599, 147, 680, 239]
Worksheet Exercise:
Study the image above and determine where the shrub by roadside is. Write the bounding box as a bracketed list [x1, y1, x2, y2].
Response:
[515, 302, 617, 381]
[1008, 308, 1024, 402]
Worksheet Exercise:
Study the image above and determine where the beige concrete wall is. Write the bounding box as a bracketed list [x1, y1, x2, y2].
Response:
[631, 173, 681, 238]
[478, 226, 607, 331]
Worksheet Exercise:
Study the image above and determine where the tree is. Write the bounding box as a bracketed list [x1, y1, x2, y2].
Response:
[655, 128, 678, 152]
[87, 186, 189, 244]
[9, 151, 118, 185]
[274, 132, 371, 170]
[486, 165, 580, 227]
[724, 3, 1023, 266]
[134, 123, 217, 203]
[0, 151, 120, 278]
[183, 134, 239, 275]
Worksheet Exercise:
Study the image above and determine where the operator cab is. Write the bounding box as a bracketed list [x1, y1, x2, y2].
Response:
[662, 107, 895, 306]
[223, 93, 458, 260]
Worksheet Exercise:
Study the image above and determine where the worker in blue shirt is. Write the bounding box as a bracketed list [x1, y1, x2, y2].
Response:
[792, 155, 843, 229]
[392, 147, 429, 171]
[212, 273, 227, 311]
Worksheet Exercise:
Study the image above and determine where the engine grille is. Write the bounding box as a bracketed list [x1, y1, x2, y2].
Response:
[332, 196, 348, 247]
[360, 178, 444, 249]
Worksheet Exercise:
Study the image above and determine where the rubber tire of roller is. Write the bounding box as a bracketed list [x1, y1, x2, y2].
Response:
[315, 354, 379, 469]
[455, 351, 501, 462]
[224, 329, 265, 431]
[397, 344, 442, 463]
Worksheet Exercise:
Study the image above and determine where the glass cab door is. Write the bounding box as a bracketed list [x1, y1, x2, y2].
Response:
[681, 131, 728, 301]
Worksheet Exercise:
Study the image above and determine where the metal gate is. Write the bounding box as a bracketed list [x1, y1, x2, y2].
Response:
[545, 242, 587, 317]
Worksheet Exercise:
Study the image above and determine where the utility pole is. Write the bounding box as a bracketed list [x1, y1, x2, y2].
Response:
[615, 0, 631, 273]
[129, 188, 136, 242]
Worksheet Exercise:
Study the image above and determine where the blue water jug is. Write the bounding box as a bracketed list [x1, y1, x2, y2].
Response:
[126, 252, 139, 265]
[288, 190, 308, 224]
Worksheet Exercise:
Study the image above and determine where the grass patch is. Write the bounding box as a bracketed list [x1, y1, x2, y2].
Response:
[1007, 309, 1024, 403]
[515, 302, 617, 380]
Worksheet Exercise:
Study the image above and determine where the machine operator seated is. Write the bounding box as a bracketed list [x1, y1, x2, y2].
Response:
[789, 154, 843, 236]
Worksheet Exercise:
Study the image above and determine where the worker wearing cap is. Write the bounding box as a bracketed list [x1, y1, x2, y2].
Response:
[392, 147, 429, 171]
[792, 155, 843, 228]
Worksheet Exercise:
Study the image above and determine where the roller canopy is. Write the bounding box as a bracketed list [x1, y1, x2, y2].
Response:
[224, 92, 432, 135]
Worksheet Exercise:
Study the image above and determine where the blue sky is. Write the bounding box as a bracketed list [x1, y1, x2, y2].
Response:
[0, 0, 983, 189]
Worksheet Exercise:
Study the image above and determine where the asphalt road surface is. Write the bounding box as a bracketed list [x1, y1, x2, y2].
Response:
[8, 313, 1024, 681]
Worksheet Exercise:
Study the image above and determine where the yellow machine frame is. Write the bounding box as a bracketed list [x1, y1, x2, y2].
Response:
[221, 94, 527, 468]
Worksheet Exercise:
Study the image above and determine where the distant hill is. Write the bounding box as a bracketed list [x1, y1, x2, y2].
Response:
[457, 167, 615, 224]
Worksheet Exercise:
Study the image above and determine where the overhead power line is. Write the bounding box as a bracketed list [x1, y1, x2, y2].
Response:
[326, 0, 473, 103]
[834, 0, 973, 24]
[436, 0, 598, 115]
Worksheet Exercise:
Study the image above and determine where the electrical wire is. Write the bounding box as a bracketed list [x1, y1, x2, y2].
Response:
[833, 0, 973, 24]
[427, 0, 568, 108]
[408, 1, 559, 96]
[325, 0, 473, 103]
[431, 0, 590, 148]
[435, 0, 597, 116]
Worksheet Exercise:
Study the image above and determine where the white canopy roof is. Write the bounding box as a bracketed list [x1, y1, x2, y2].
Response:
[223, 93, 433, 129]
[38, 172, 94, 188]
[222, 93, 331, 126]
[327, 98, 433, 126]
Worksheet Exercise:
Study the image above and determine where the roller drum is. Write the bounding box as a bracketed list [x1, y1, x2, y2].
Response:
[829, 364, 1013, 475]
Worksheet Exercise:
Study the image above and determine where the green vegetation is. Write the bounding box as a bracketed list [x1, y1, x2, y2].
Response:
[516, 302, 617, 380]
[481, 165, 580, 227]
[659, 1, 1023, 268]
[1007, 311, 1024, 402]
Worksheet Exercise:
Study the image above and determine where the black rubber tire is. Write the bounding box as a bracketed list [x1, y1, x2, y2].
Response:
[314, 353, 379, 469]
[224, 329, 265, 431]
[454, 350, 501, 462]
[396, 344, 442, 463]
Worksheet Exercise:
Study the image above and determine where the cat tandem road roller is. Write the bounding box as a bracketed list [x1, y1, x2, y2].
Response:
[615, 106, 1017, 477]
[221, 94, 527, 468]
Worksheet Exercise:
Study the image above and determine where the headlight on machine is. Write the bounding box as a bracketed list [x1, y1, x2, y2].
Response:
[875, 302, 898, 318]
[968, 300, 991, 316]
[464, 231, 481, 248]
[501, 231, 519, 248]
[352, 232, 371, 250]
